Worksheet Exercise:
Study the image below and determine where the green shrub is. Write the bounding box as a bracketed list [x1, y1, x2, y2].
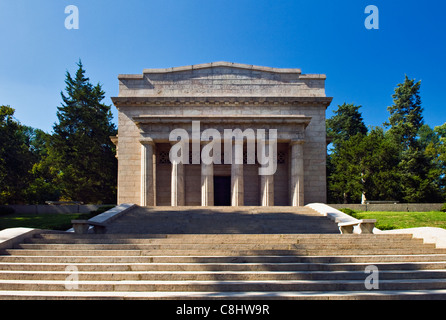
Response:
[375, 223, 398, 231]
[441, 203, 446, 213]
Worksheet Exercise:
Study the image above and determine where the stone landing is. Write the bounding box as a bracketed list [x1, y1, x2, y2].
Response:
[104, 206, 340, 234]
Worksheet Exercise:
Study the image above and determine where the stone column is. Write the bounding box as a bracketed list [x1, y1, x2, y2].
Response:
[140, 139, 156, 207]
[259, 141, 274, 207]
[171, 159, 185, 207]
[231, 139, 244, 206]
[201, 161, 214, 206]
[290, 140, 305, 207]
[171, 160, 185, 206]
[170, 141, 186, 207]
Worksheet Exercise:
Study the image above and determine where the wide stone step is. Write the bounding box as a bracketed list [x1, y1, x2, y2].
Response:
[107, 226, 339, 234]
[4, 247, 444, 256]
[1, 270, 446, 281]
[2, 254, 446, 264]
[2, 289, 446, 300]
[25, 237, 424, 245]
[117, 208, 324, 216]
[16, 244, 303, 250]
[15, 242, 433, 251]
[34, 233, 414, 240]
[2, 278, 446, 292]
[2, 261, 446, 272]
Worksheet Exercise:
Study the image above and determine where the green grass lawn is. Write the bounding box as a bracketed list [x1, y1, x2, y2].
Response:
[2, 208, 446, 232]
[0, 206, 114, 231]
[346, 211, 446, 231]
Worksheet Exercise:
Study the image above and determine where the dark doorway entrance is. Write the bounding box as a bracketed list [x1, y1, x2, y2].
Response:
[214, 176, 231, 206]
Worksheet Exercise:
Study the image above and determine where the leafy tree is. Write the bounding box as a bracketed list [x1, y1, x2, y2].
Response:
[429, 123, 446, 200]
[24, 129, 61, 204]
[51, 61, 117, 204]
[398, 147, 442, 202]
[326, 78, 444, 204]
[0, 106, 35, 204]
[434, 123, 446, 175]
[326, 103, 368, 203]
[327, 133, 365, 203]
[328, 128, 401, 203]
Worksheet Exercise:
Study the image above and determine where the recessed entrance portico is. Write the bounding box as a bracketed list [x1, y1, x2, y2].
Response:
[132, 115, 310, 207]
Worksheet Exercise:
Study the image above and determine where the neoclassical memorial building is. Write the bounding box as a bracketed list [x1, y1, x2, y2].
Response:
[111, 62, 332, 207]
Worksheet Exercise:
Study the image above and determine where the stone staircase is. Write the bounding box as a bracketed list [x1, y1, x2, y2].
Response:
[1, 206, 446, 300]
[1, 232, 446, 299]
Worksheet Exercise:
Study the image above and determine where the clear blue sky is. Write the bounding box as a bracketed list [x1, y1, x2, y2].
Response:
[1, 0, 445, 133]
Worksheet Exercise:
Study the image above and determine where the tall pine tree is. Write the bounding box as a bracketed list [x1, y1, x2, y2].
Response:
[326, 103, 368, 147]
[386, 75, 424, 149]
[51, 61, 117, 204]
[386, 76, 441, 202]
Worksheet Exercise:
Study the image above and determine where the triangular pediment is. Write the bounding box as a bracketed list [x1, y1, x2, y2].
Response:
[142, 61, 302, 75]
[117, 62, 327, 98]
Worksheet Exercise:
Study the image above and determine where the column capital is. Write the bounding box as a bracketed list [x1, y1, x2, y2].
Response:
[290, 140, 305, 146]
[140, 138, 155, 146]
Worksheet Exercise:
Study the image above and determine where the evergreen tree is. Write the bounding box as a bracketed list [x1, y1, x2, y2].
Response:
[386, 76, 441, 202]
[386, 75, 424, 149]
[326, 103, 368, 147]
[51, 61, 117, 204]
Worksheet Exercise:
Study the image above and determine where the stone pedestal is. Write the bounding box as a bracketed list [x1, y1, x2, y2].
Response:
[290, 141, 305, 207]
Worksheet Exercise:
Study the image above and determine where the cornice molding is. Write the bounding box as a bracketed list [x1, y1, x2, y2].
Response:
[112, 96, 333, 107]
[133, 115, 312, 128]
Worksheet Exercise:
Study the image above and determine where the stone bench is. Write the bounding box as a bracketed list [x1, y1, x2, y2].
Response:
[338, 219, 377, 234]
[71, 220, 107, 234]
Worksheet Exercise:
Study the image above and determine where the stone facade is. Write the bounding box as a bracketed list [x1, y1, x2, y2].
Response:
[111, 62, 332, 206]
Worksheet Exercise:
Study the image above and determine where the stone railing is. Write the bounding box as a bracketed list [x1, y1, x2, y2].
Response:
[306, 203, 377, 234]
